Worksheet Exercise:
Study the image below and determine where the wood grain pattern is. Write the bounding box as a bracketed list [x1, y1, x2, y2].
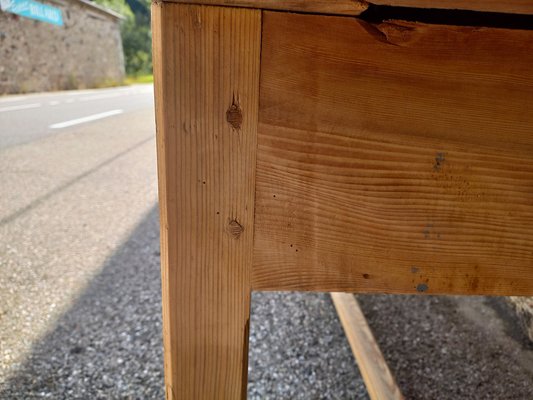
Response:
[161, 0, 533, 15]
[252, 11, 533, 295]
[162, 0, 368, 15]
[331, 293, 403, 400]
[152, 3, 260, 399]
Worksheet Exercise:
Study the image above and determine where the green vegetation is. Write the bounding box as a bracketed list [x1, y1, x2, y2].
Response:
[124, 74, 154, 84]
[93, 0, 133, 18]
[94, 0, 152, 77]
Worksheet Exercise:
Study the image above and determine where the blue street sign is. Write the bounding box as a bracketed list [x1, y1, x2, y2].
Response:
[0, 0, 63, 26]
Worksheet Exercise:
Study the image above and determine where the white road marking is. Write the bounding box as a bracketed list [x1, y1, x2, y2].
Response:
[65, 99, 75, 103]
[49, 109, 124, 129]
[0, 103, 42, 113]
[48, 100, 60, 106]
[79, 93, 123, 101]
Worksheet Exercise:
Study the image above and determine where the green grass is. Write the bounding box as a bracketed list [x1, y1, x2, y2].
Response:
[125, 74, 154, 85]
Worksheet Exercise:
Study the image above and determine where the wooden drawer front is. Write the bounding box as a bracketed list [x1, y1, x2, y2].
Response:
[252, 11, 533, 295]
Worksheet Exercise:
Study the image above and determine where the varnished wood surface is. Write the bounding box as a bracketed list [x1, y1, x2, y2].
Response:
[152, 3, 260, 399]
[162, 0, 368, 15]
[331, 293, 403, 400]
[252, 11, 533, 295]
[161, 0, 533, 15]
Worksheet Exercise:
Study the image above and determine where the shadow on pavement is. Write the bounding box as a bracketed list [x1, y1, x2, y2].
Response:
[0, 206, 165, 399]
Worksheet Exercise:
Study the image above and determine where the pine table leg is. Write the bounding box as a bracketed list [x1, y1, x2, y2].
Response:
[152, 3, 261, 399]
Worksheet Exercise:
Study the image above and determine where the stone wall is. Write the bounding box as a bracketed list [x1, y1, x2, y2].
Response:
[0, 0, 124, 94]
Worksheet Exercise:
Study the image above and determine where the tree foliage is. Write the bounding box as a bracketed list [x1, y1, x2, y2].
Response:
[93, 0, 152, 76]
[92, 0, 133, 18]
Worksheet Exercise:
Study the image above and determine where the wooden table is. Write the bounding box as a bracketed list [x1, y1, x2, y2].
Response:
[152, 1, 533, 398]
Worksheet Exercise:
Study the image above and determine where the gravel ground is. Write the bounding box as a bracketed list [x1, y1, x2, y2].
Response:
[248, 292, 367, 399]
[0, 209, 165, 399]
[357, 294, 533, 399]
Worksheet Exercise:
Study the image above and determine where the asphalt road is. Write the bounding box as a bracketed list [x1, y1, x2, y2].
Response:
[1, 85, 532, 399]
[0, 85, 153, 149]
[0, 85, 162, 398]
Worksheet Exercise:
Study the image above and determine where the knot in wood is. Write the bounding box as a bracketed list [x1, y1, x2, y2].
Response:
[433, 152, 446, 171]
[226, 219, 244, 239]
[226, 102, 243, 130]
